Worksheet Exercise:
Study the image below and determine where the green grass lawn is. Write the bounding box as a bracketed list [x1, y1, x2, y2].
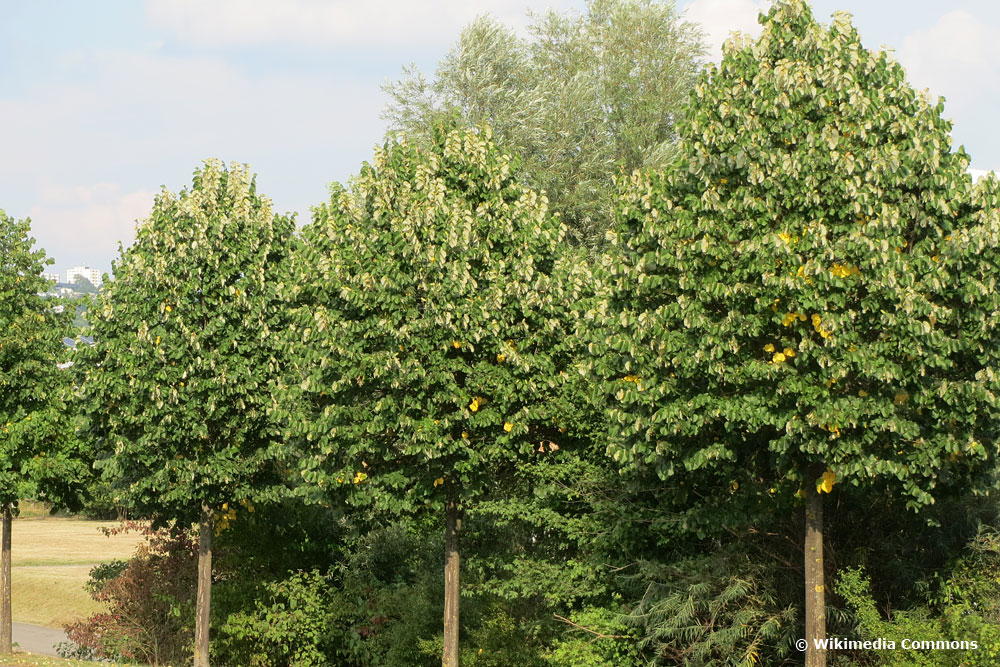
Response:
[13, 513, 145, 628]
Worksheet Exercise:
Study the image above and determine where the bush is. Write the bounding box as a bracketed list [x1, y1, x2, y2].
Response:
[214, 522, 442, 667]
[622, 549, 797, 666]
[836, 527, 1000, 666]
[61, 522, 197, 665]
[546, 605, 641, 667]
[218, 569, 367, 667]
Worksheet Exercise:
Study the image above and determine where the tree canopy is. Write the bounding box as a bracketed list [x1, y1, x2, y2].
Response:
[382, 0, 704, 245]
[0, 210, 79, 512]
[601, 0, 1000, 515]
[292, 123, 591, 515]
[83, 162, 295, 525]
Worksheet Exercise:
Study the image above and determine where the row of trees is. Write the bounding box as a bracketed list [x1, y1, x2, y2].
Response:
[4, 1, 1000, 665]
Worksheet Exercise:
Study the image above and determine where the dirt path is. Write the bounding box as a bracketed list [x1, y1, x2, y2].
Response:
[13, 622, 70, 657]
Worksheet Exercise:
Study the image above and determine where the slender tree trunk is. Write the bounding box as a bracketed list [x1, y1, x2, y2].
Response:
[805, 478, 826, 667]
[1, 505, 11, 655]
[194, 504, 213, 667]
[443, 498, 462, 667]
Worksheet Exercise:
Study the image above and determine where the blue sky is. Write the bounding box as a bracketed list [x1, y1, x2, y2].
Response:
[2, 0, 997, 278]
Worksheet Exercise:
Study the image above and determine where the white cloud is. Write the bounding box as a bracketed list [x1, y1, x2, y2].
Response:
[0, 50, 381, 181]
[27, 184, 157, 274]
[0, 48, 388, 270]
[899, 10, 1000, 112]
[144, 0, 579, 49]
[684, 0, 769, 62]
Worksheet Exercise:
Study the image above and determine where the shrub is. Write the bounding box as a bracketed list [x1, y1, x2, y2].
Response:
[61, 522, 197, 665]
[836, 527, 1000, 666]
[218, 569, 367, 667]
[622, 550, 797, 666]
[546, 605, 641, 667]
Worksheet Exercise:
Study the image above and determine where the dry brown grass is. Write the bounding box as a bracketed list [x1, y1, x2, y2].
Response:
[13, 566, 103, 628]
[13, 519, 144, 567]
[13, 517, 146, 628]
[1, 652, 142, 666]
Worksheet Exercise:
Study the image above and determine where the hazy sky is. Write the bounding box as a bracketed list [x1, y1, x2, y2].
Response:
[2, 0, 997, 278]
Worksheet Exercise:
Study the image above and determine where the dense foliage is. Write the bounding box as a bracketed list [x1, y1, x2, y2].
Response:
[600, 0, 1000, 520]
[0, 210, 80, 512]
[81, 160, 294, 527]
[290, 124, 590, 517]
[383, 0, 704, 244]
[30, 1, 1000, 665]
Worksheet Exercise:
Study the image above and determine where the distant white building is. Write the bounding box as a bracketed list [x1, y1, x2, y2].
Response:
[42, 272, 60, 284]
[66, 266, 102, 288]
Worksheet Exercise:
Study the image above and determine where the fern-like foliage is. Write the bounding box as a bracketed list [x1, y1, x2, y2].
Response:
[623, 551, 797, 666]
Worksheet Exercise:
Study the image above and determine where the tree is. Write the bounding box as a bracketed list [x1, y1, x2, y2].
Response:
[598, 2, 1000, 665]
[72, 275, 99, 294]
[81, 161, 294, 667]
[382, 0, 704, 245]
[0, 210, 82, 654]
[290, 125, 590, 665]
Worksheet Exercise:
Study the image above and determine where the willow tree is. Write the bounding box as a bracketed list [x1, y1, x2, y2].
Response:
[383, 0, 704, 244]
[81, 162, 294, 667]
[599, 2, 1000, 665]
[0, 211, 81, 654]
[291, 125, 589, 666]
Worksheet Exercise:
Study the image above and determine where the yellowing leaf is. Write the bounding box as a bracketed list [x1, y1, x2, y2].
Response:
[829, 263, 858, 278]
[818, 470, 836, 493]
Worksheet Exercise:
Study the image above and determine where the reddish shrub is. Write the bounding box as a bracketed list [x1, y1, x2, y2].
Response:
[62, 521, 198, 665]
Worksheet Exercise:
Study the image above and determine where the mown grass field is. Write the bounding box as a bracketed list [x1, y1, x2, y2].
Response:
[13, 506, 145, 628]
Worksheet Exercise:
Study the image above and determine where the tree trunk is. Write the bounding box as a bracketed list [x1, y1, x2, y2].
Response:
[443, 498, 462, 667]
[805, 477, 826, 667]
[0, 505, 11, 655]
[194, 504, 213, 667]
